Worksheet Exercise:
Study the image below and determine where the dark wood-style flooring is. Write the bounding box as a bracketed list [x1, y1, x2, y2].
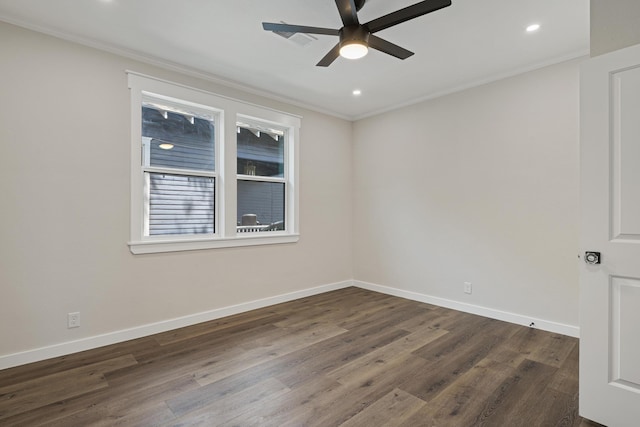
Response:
[0, 287, 603, 426]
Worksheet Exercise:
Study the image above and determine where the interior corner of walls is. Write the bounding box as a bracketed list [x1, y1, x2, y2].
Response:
[352, 280, 579, 338]
[0, 280, 354, 371]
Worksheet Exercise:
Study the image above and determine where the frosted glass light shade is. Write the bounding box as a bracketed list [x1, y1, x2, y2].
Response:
[339, 42, 368, 59]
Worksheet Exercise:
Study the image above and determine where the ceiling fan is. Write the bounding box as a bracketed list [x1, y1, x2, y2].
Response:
[262, 0, 452, 67]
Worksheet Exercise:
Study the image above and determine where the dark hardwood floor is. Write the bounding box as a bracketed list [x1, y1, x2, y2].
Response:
[0, 287, 603, 426]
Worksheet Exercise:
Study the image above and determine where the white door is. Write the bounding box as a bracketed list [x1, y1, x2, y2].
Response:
[580, 42, 640, 426]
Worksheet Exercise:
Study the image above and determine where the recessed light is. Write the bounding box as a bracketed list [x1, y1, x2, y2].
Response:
[352, 89, 362, 96]
[526, 23, 541, 33]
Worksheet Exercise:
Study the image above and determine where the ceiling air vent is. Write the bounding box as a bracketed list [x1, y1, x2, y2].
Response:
[273, 21, 317, 47]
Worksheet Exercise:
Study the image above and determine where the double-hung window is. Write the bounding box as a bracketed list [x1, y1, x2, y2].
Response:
[142, 95, 218, 237]
[237, 119, 287, 233]
[128, 72, 299, 254]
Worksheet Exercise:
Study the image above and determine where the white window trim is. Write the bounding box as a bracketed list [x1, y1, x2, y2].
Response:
[127, 71, 300, 254]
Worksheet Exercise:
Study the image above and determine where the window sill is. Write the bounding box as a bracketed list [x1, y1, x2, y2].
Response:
[129, 233, 299, 254]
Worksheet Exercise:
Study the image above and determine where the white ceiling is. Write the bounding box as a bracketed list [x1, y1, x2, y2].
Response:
[0, 0, 589, 120]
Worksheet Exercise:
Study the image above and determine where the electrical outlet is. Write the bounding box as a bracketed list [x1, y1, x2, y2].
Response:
[464, 282, 472, 294]
[68, 312, 80, 328]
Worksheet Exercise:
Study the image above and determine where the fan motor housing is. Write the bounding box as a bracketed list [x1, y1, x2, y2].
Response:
[339, 26, 370, 47]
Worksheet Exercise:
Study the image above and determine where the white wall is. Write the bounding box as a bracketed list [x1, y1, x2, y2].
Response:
[0, 22, 353, 363]
[353, 59, 581, 329]
[591, 0, 640, 56]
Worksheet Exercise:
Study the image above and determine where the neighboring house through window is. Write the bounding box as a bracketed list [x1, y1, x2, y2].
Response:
[128, 72, 300, 254]
[237, 120, 287, 233]
[142, 96, 217, 237]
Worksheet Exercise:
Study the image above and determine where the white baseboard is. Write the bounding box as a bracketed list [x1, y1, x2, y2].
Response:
[0, 280, 353, 371]
[353, 280, 580, 338]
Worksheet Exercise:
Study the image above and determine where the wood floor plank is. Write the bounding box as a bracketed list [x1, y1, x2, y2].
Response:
[1, 375, 198, 427]
[337, 388, 426, 427]
[273, 326, 411, 388]
[411, 315, 503, 362]
[104, 323, 282, 389]
[167, 377, 291, 426]
[549, 343, 580, 395]
[473, 358, 559, 426]
[400, 357, 517, 426]
[0, 287, 594, 426]
[0, 337, 156, 386]
[396, 307, 480, 333]
[271, 306, 343, 329]
[217, 376, 344, 427]
[102, 340, 248, 392]
[285, 355, 430, 427]
[42, 376, 196, 427]
[147, 313, 287, 355]
[0, 354, 137, 420]
[268, 289, 389, 326]
[499, 327, 577, 368]
[392, 307, 456, 332]
[527, 331, 578, 368]
[403, 331, 504, 402]
[52, 401, 176, 427]
[526, 388, 580, 427]
[153, 310, 284, 346]
[192, 321, 348, 386]
[163, 365, 276, 418]
[271, 292, 409, 331]
[327, 326, 449, 386]
[337, 298, 428, 331]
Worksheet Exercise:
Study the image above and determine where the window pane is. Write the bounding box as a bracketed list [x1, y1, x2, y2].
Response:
[143, 105, 215, 172]
[237, 180, 285, 232]
[147, 173, 215, 236]
[237, 127, 284, 178]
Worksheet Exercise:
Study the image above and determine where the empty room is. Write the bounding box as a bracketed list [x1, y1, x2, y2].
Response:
[1, 0, 640, 425]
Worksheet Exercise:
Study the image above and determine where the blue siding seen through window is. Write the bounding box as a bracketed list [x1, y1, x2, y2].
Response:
[237, 180, 284, 227]
[148, 173, 215, 235]
[142, 104, 216, 236]
[237, 128, 283, 177]
[143, 106, 215, 172]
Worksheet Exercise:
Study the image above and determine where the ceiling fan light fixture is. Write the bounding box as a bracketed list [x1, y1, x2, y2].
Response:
[338, 26, 370, 60]
[339, 41, 368, 59]
[262, 0, 451, 67]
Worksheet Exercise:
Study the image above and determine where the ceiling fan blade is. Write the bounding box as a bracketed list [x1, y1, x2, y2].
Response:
[317, 43, 341, 67]
[262, 22, 339, 36]
[335, 0, 359, 27]
[368, 35, 414, 59]
[365, 0, 451, 33]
